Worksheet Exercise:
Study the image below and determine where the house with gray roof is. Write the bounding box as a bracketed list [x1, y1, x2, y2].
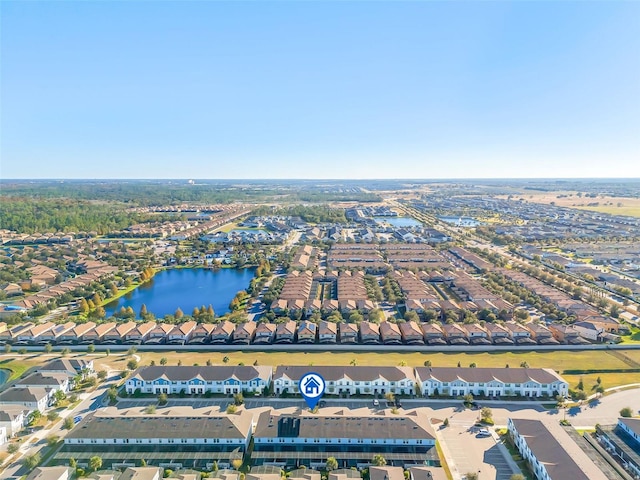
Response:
[508, 418, 608, 480]
[125, 365, 272, 395]
[415, 367, 568, 398]
[273, 366, 415, 396]
[252, 409, 435, 469]
[60, 407, 253, 470]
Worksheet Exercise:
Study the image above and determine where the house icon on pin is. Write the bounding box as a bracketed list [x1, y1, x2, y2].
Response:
[303, 376, 321, 395]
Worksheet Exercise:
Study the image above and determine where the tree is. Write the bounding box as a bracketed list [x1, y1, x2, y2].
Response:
[160, 357, 168, 365]
[424, 360, 432, 367]
[175, 307, 184, 319]
[226, 404, 238, 414]
[4, 343, 11, 353]
[223, 356, 230, 364]
[7, 442, 20, 454]
[140, 304, 148, 318]
[520, 362, 529, 368]
[371, 454, 387, 466]
[480, 407, 493, 424]
[145, 405, 156, 414]
[158, 393, 168, 405]
[97, 370, 107, 380]
[63, 416, 75, 429]
[233, 393, 244, 405]
[509, 475, 525, 480]
[127, 359, 139, 371]
[46, 435, 60, 447]
[463, 393, 474, 405]
[23, 452, 41, 471]
[44, 343, 53, 353]
[107, 386, 118, 404]
[231, 458, 243, 470]
[443, 417, 449, 427]
[47, 411, 60, 422]
[620, 407, 634, 418]
[464, 474, 478, 480]
[326, 457, 339, 471]
[89, 455, 103, 472]
[28, 410, 42, 426]
[87, 344, 95, 353]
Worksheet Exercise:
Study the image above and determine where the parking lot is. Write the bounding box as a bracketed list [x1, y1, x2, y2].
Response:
[440, 425, 517, 480]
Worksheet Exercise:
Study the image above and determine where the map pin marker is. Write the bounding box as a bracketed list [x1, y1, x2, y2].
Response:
[299, 372, 326, 410]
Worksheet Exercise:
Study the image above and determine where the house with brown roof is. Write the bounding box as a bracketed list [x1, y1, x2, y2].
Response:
[318, 321, 337, 344]
[210, 321, 235, 344]
[338, 322, 358, 344]
[102, 321, 137, 344]
[525, 322, 559, 345]
[399, 321, 424, 345]
[14, 322, 56, 345]
[124, 321, 157, 344]
[297, 321, 317, 344]
[232, 322, 256, 345]
[359, 321, 380, 344]
[145, 323, 174, 344]
[379, 321, 402, 345]
[275, 321, 297, 344]
[37, 322, 77, 345]
[80, 322, 117, 344]
[465, 323, 491, 345]
[504, 322, 536, 345]
[166, 321, 197, 344]
[420, 322, 446, 345]
[485, 322, 514, 345]
[254, 323, 276, 345]
[443, 323, 469, 345]
[549, 323, 587, 344]
[188, 323, 216, 344]
[56, 322, 94, 344]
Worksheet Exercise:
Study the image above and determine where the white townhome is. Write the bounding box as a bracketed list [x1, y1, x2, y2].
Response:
[125, 365, 273, 395]
[273, 366, 416, 396]
[414, 367, 568, 398]
[508, 418, 608, 480]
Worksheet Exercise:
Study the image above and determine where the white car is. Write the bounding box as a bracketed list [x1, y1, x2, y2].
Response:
[373, 399, 380, 406]
[476, 429, 491, 438]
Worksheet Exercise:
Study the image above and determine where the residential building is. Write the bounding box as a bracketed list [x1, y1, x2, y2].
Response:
[232, 322, 256, 345]
[125, 365, 272, 395]
[415, 367, 568, 398]
[597, 418, 640, 478]
[26, 467, 74, 480]
[318, 321, 337, 344]
[508, 418, 608, 480]
[273, 366, 416, 396]
[59, 407, 254, 470]
[296, 321, 317, 344]
[0, 386, 50, 412]
[0, 405, 27, 437]
[252, 409, 436, 469]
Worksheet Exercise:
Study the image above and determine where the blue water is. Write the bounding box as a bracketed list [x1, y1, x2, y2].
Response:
[0, 369, 9, 385]
[374, 217, 422, 228]
[105, 268, 255, 318]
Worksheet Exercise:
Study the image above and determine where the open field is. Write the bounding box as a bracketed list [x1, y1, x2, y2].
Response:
[92, 349, 640, 390]
[4, 350, 640, 392]
[0, 355, 46, 381]
[498, 192, 640, 218]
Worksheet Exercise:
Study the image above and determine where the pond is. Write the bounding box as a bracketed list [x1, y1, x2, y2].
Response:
[374, 216, 423, 228]
[105, 268, 255, 318]
[0, 369, 10, 385]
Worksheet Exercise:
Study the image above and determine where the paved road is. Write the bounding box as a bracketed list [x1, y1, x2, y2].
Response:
[1, 375, 119, 479]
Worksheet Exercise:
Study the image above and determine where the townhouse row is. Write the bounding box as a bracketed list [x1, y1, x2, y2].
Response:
[125, 365, 569, 398]
[0, 318, 600, 346]
[55, 406, 438, 470]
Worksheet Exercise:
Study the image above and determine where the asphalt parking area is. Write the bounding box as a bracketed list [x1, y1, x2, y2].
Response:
[441, 426, 516, 480]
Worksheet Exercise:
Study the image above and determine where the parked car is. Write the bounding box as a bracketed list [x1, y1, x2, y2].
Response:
[373, 399, 379, 406]
[476, 429, 491, 438]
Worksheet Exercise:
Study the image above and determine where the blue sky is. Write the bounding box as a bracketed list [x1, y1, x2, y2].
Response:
[1, 1, 639, 179]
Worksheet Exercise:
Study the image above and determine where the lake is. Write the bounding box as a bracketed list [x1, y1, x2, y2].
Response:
[0, 369, 9, 385]
[105, 268, 255, 318]
[374, 216, 422, 228]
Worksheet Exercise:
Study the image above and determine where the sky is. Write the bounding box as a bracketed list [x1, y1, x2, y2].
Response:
[1, 1, 639, 179]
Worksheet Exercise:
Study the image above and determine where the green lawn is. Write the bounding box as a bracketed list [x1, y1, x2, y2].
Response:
[0, 356, 44, 380]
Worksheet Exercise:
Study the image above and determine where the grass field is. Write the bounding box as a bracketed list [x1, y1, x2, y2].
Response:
[91, 349, 640, 391]
[575, 206, 640, 217]
[0, 355, 45, 381]
[496, 192, 640, 218]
